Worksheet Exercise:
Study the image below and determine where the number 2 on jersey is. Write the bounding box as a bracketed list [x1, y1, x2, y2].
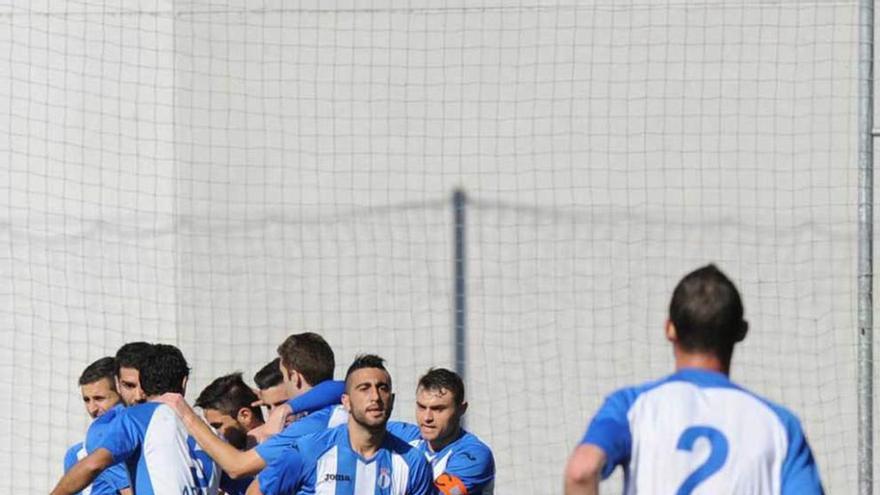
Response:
[675, 426, 729, 495]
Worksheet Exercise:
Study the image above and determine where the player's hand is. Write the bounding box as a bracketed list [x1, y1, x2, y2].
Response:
[249, 388, 266, 408]
[264, 402, 293, 435]
[155, 392, 191, 417]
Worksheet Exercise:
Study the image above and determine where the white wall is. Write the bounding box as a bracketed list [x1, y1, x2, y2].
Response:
[0, 1, 864, 492]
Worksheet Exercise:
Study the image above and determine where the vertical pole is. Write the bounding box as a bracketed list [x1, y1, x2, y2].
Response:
[453, 189, 467, 385]
[858, 0, 875, 492]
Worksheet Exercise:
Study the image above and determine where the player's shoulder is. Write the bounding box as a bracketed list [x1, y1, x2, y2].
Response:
[64, 442, 83, 469]
[384, 430, 424, 461]
[386, 421, 421, 443]
[295, 423, 347, 455]
[454, 430, 494, 463]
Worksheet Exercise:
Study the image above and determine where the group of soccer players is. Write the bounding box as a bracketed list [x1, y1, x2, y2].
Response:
[54, 335, 495, 494]
[56, 264, 827, 494]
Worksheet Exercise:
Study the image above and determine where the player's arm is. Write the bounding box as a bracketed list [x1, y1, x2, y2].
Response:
[259, 380, 345, 437]
[119, 489, 133, 495]
[50, 448, 115, 495]
[158, 392, 267, 479]
[564, 444, 605, 495]
[780, 414, 825, 495]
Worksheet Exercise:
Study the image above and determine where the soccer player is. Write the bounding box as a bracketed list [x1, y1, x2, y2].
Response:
[114, 341, 152, 406]
[196, 372, 266, 450]
[159, 332, 346, 479]
[52, 344, 221, 495]
[63, 357, 131, 495]
[563, 264, 825, 494]
[389, 368, 495, 494]
[254, 359, 289, 411]
[251, 354, 434, 495]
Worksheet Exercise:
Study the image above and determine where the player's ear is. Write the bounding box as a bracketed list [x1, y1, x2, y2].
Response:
[457, 401, 468, 418]
[341, 393, 351, 412]
[734, 320, 748, 343]
[665, 320, 678, 343]
[181, 376, 189, 394]
[237, 407, 252, 424]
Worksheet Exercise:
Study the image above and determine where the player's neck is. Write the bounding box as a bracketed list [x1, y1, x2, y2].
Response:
[428, 427, 462, 452]
[348, 422, 387, 459]
[674, 349, 731, 375]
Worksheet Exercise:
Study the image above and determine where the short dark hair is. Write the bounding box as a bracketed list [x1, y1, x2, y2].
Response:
[344, 354, 389, 391]
[417, 368, 465, 406]
[669, 264, 748, 355]
[115, 342, 153, 374]
[196, 372, 263, 421]
[78, 357, 118, 388]
[254, 358, 284, 390]
[276, 333, 335, 386]
[139, 344, 190, 396]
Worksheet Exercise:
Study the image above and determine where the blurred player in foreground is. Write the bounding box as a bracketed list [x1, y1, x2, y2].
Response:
[52, 344, 221, 495]
[564, 264, 824, 494]
[63, 357, 132, 495]
[251, 354, 434, 495]
[390, 368, 495, 494]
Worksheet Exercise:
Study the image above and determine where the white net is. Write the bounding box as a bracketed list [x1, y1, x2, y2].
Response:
[0, 0, 865, 492]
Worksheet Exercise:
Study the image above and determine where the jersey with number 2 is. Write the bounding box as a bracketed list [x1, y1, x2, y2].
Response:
[581, 368, 824, 494]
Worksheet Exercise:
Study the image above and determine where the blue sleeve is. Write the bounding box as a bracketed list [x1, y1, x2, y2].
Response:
[286, 380, 343, 414]
[257, 447, 305, 495]
[580, 388, 636, 479]
[255, 412, 329, 464]
[442, 443, 495, 493]
[97, 463, 132, 492]
[779, 413, 825, 495]
[64, 443, 82, 473]
[93, 411, 141, 464]
[386, 421, 421, 442]
[405, 451, 434, 495]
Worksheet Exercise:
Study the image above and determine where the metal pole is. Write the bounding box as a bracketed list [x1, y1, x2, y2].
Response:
[453, 189, 467, 384]
[858, 0, 874, 492]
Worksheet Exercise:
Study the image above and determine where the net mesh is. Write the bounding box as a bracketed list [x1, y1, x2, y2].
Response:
[0, 1, 864, 492]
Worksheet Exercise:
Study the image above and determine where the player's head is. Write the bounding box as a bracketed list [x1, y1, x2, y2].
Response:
[667, 264, 749, 361]
[139, 344, 190, 397]
[195, 372, 263, 450]
[415, 368, 468, 448]
[78, 357, 121, 419]
[342, 354, 394, 432]
[254, 358, 288, 410]
[276, 332, 335, 398]
[115, 341, 153, 406]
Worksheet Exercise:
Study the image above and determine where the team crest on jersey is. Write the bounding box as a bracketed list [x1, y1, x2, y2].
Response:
[377, 467, 392, 489]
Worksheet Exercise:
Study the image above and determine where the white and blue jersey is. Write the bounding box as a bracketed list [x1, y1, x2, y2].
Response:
[95, 401, 221, 494]
[256, 404, 349, 465]
[581, 368, 824, 494]
[257, 425, 434, 495]
[63, 405, 131, 495]
[388, 422, 495, 494]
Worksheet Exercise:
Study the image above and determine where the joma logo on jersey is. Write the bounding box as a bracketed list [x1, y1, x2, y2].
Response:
[324, 473, 352, 482]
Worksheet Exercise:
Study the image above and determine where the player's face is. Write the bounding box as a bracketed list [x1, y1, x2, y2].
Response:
[415, 386, 464, 447]
[117, 367, 146, 406]
[259, 384, 290, 411]
[203, 408, 248, 451]
[81, 378, 120, 419]
[343, 368, 394, 430]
